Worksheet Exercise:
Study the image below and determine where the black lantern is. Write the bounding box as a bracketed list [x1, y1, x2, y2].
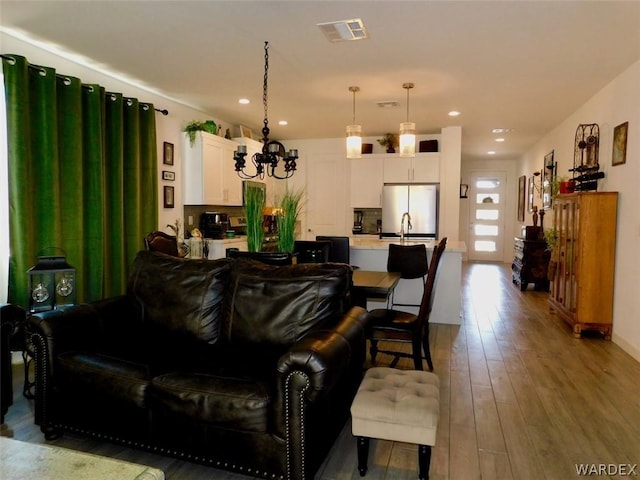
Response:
[27, 255, 76, 313]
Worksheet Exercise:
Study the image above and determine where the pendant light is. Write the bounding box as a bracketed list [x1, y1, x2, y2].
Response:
[346, 86, 362, 159]
[399, 82, 416, 157]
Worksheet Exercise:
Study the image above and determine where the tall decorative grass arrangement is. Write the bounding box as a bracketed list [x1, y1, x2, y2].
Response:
[243, 183, 266, 252]
[276, 187, 305, 254]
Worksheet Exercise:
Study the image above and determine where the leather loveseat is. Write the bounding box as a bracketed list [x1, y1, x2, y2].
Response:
[28, 251, 368, 480]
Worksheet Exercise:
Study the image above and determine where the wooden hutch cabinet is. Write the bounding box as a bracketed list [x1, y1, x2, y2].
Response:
[512, 238, 550, 291]
[548, 192, 618, 339]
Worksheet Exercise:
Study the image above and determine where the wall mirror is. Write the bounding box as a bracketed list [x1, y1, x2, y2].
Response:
[542, 150, 555, 210]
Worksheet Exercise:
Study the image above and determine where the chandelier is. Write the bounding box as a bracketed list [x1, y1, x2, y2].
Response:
[233, 41, 298, 179]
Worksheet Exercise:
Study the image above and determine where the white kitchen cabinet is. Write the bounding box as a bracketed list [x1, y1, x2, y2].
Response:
[207, 237, 248, 260]
[349, 156, 383, 207]
[183, 131, 242, 205]
[383, 153, 440, 183]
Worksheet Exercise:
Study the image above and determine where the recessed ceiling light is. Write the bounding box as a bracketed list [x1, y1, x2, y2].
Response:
[492, 128, 513, 134]
[495, 138, 505, 142]
[488, 151, 496, 155]
[278, 120, 288, 126]
[448, 111, 461, 117]
[376, 101, 399, 108]
[238, 98, 250, 105]
[317, 18, 368, 42]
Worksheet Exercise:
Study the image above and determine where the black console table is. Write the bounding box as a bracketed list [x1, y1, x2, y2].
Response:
[512, 237, 550, 291]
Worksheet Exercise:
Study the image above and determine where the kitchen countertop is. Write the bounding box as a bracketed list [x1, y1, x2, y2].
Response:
[202, 236, 247, 244]
[350, 236, 466, 253]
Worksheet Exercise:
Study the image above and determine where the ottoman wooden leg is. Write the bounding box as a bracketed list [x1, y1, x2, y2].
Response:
[356, 436, 370, 476]
[418, 444, 431, 480]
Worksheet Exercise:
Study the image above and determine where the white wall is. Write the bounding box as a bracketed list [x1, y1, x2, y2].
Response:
[515, 60, 640, 361]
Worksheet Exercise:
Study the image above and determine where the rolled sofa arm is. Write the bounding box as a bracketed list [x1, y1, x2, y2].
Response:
[277, 306, 368, 400]
[28, 295, 132, 433]
[274, 306, 369, 479]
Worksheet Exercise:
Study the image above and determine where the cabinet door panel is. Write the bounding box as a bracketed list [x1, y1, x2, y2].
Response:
[383, 157, 412, 183]
[201, 138, 224, 205]
[350, 157, 383, 207]
[411, 155, 440, 182]
[221, 142, 242, 205]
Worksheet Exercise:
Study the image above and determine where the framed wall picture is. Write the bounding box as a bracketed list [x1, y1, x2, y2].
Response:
[163, 186, 174, 208]
[518, 175, 526, 222]
[239, 125, 253, 140]
[163, 142, 174, 166]
[162, 170, 175, 181]
[528, 176, 535, 213]
[612, 121, 628, 166]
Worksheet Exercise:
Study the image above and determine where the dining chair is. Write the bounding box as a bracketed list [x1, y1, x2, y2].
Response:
[315, 236, 350, 264]
[144, 231, 180, 257]
[294, 240, 331, 264]
[367, 238, 447, 371]
[386, 243, 429, 310]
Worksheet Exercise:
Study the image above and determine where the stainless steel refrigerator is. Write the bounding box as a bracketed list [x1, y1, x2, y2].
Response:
[381, 184, 438, 238]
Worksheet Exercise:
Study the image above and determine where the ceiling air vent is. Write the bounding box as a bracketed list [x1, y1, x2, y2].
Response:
[317, 19, 368, 42]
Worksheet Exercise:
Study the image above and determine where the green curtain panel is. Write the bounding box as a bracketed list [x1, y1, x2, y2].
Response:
[2, 54, 158, 307]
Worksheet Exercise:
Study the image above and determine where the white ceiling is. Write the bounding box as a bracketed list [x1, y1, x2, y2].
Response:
[1, 1, 639, 161]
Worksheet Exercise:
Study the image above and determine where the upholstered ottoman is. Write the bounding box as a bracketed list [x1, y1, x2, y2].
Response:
[350, 367, 440, 480]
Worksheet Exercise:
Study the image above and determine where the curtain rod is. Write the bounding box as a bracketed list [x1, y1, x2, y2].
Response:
[2, 54, 169, 115]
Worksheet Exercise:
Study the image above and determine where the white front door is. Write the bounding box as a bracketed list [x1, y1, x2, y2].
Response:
[468, 171, 506, 262]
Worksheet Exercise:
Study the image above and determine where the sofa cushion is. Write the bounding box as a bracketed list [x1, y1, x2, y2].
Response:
[222, 258, 352, 348]
[57, 352, 151, 408]
[127, 251, 233, 344]
[149, 372, 270, 433]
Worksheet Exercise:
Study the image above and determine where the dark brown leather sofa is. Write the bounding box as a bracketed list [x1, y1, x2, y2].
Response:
[28, 251, 368, 480]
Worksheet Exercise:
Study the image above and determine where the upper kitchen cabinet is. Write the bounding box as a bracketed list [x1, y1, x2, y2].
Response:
[183, 131, 242, 205]
[350, 156, 383, 207]
[383, 153, 440, 183]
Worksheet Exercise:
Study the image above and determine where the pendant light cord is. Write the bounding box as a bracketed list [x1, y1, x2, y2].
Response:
[349, 86, 360, 124]
[262, 41, 270, 143]
[403, 82, 414, 122]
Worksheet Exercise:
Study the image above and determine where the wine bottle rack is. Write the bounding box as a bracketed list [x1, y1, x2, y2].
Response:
[572, 123, 602, 191]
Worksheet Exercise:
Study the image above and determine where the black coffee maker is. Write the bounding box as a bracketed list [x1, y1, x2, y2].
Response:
[199, 212, 228, 239]
[352, 210, 364, 234]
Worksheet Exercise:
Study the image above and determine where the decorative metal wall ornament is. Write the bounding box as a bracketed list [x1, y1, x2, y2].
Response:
[233, 42, 299, 179]
[571, 123, 603, 191]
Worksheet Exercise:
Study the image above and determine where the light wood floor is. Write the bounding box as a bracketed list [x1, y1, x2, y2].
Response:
[2, 262, 640, 479]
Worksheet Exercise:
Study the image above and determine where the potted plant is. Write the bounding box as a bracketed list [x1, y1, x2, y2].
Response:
[184, 120, 217, 146]
[558, 176, 576, 194]
[184, 121, 206, 146]
[276, 187, 305, 254]
[377, 133, 398, 153]
[544, 226, 559, 280]
[243, 183, 266, 252]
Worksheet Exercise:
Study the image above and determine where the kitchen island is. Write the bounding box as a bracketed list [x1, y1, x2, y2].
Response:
[350, 236, 466, 325]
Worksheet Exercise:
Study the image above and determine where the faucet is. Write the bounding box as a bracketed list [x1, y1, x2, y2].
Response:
[400, 212, 412, 242]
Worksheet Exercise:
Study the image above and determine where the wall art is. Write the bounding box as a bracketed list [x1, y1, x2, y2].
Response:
[612, 121, 628, 166]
